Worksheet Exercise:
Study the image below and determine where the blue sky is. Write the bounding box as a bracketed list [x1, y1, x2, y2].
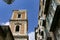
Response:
[0, 0, 39, 33]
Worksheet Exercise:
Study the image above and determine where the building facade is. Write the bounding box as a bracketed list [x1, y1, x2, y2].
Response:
[35, 0, 46, 40]
[35, 0, 60, 40]
[44, 0, 60, 40]
[0, 25, 14, 40]
[9, 10, 28, 40]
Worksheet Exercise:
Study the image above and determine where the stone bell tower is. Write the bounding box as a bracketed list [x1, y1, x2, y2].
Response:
[9, 10, 28, 40]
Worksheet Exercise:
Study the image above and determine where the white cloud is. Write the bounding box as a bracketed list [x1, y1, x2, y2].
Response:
[28, 32, 35, 40]
[1, 22, 9, 25]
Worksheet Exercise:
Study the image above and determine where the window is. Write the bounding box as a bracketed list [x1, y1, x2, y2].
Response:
[41, 11, 43, 16]
[43, 0, 44, 5]
[16, 25, 19, 32]
[41, 31, 44, 38]
[42, 20, 46, 28]
[18, 14, 21, 18]
[39, 30, 40, 35]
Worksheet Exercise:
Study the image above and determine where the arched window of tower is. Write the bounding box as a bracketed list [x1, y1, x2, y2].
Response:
[15, 25, 19, 32]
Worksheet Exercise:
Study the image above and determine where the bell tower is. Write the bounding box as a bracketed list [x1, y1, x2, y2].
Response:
[9, 10, 28, 40]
